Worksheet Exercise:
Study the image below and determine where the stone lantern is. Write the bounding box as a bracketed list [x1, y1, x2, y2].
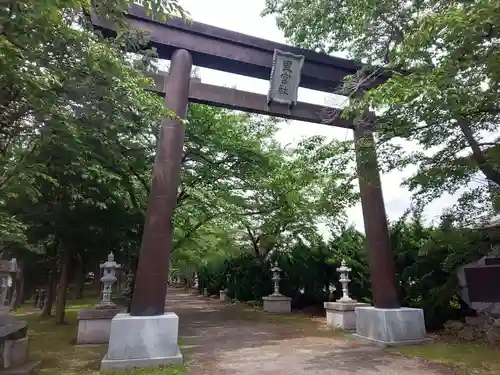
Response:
[324, 259, 368, 330]
[0, 259, 18, 316]
[77, 252, 124, 345]
[98, 252, 121, 309]
[0, 259, 37, 372]
[262, 261, 291, 313]
[270, 263, 282, 296]
[337, 259, 353, 302]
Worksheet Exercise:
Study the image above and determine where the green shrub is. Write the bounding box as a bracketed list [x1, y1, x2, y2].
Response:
[198, 218, 490, 330]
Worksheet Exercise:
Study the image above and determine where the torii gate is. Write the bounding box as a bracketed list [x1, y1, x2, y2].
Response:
[92, 3, 398, 314]
[92, 5, 414, 370]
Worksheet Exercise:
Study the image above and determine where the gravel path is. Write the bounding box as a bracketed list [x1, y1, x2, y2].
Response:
[165, 288, 457, 375]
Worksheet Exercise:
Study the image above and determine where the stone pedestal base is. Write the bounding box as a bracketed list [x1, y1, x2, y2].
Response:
[1, 336, 29, 368]
[220, 290, 228, 302]
[0, 335, 41, 375]
[324, 301, 369, 330]
[203, 288, 208, 297]
[8, 336, 28, 367]
[262, 294, 291, 313]
[353, 306, 431, 346]
[77, 307, 123, 344]
[100, 313, 183, 371]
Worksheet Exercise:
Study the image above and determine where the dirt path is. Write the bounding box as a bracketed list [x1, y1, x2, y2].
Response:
[165, 288, 457, 375]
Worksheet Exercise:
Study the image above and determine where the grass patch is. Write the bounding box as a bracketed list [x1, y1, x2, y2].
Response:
[13, 296, 186, 375]
[393, 341, 500, 374]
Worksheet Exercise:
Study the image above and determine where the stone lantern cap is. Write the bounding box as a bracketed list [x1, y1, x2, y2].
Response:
[270, 262, 281, 273]
[100, 252, 121, 270]
[336, 259, 351, 273]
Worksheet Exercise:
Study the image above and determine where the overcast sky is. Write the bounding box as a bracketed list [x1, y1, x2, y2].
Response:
[172, 0, 462, 232]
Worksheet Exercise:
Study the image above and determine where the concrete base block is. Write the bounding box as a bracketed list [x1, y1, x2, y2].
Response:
[9, 337, 29, 367]
[262, 294, 291, 313]
[100, 313, 183, 371]
[77, 308, 123, 345]
[324, 301, 369, 330]
[353, 306, 432, 346]
[219, 290, 228, 302]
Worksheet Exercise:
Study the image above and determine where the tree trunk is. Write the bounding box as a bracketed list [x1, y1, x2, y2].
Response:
[458, 118, 500, 186]
[94, 262, 101, 290]
[9, 266, 24, 310]
[9, 287, 16, 311]
[54, 249, 71, 324]
[40, 272, 56, 316]
[75, 264, 85, 299]
[15, 267, 24, 308]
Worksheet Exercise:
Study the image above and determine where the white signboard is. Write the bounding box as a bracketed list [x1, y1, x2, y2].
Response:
[267, 49, 305, 107]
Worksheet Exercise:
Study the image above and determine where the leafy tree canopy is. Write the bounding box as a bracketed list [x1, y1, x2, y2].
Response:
[263, 0, 500, 224]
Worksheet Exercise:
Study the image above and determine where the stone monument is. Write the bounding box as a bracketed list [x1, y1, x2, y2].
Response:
[262, 262, 291, 313]
[0, 259, 40, 373]
[324, 260, 368, 329]
[457, 215, 500, 317]
[77, 252, 124, 345]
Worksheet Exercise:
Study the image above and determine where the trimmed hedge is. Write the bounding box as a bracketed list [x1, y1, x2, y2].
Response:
[198, 221, 490, 330]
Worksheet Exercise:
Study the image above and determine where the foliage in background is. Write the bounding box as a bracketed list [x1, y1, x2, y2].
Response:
[0, 0, 185, 322]
[262, 0, 500, 224]
[0, 0, 357, 325]
[199, 215, 490, 330]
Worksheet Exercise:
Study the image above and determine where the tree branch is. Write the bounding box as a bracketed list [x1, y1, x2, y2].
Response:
[457, 118, 500, 186]
[245, 225, 260, 257]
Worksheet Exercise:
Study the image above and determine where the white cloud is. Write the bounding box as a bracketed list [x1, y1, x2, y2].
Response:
[176, 0, 460, 232]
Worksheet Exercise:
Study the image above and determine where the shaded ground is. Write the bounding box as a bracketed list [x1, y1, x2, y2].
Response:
[166, 288, 457, 375]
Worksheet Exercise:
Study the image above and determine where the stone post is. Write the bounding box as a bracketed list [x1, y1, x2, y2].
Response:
[262, 262, 291, 313]
[219, 289, 228, 302]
